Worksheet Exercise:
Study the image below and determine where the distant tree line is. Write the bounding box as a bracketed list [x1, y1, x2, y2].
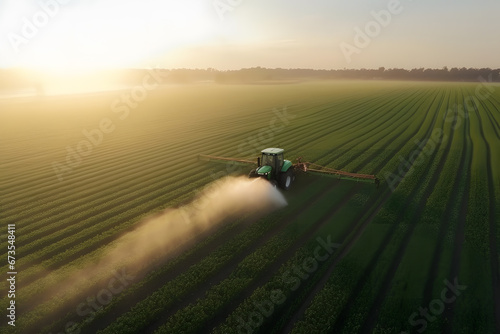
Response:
[1, 67, 499, 91]
[161, 67, 500, 83]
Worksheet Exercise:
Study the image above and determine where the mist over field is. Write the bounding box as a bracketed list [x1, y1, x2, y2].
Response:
[105, 176, 287, 273]
[1, 0, 499, 333]
[0, 78, 499, 333]
[18, 176, 286, 325]
[1, 78, 500, 333]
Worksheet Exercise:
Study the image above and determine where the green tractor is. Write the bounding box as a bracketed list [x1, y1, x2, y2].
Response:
[199, 148, 379, 189]
[248, 148, 295, 190]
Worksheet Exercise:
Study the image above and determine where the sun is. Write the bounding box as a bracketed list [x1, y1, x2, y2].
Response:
[4, 0, 216, 72]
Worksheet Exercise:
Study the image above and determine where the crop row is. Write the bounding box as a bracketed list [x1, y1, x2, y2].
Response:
[372, 89, 461, 332]
[291, 86, 500, 333]
[310, 89, 424, 167]
[288, 88, 450, 332]
[0, 171, 213, 308]
[329, 89, 427, 168]
[344, 89, 435, 172]
[451, 91, 497, 333]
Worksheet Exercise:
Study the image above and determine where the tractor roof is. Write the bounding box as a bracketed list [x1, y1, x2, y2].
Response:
[261, 148, 284, 155]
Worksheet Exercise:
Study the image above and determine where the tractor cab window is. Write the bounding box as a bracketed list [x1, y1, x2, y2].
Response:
[277, 154, 284, 169]
[261, 154, 275, 167]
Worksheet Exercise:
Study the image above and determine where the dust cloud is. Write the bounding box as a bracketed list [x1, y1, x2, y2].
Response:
[30, 176, 287, 316]
[103, 175, 287, 272]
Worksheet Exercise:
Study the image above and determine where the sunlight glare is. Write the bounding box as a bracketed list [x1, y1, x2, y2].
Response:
[10, 0, 216, 71]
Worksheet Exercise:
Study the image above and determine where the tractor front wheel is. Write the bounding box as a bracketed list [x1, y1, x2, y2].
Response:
[279, 169, 293, 190]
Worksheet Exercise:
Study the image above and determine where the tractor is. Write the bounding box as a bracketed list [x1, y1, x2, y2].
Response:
[198, 148, 379, 189]
[248, 148, 295, 190]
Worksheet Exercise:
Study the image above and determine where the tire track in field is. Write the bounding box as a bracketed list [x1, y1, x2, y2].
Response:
[336, 104, 421, 169]
[280, 89, 440, 330]
[142, 181, 357, 334]
[441, 95, 473, 334]
[277, 97, 435, 332]
[327, 190, 419, 334]
[274, 99, 432, 334]
[292, 86, 407, 131]
[324, 192, 411, 334]
[343, 89, 433, 171]
[368, 88, 446, 175]
[199, 90, 399, 166]
[199, 184, 363, 334]
[420, 91, 462, 309]
[357, 96, 454, 334]
[336, 87, 442, 177]
[290, 89, 427, 180]
[324, 89, 446, 333]
[282, 88, 411, 159]
[476, 97, 500, 140]
[314, 89, 425, 165]
[281, 185, 392, 333]
[281, 90, 444, 332]
[286, 88, 422, 158]
[470, 98, 500, 332]
[302, 86, 404, 120]
[487, 93, 500, 114]
[307, 88, 425, 173]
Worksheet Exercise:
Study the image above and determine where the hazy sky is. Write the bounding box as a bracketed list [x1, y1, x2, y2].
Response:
[0, 0, 498, 71]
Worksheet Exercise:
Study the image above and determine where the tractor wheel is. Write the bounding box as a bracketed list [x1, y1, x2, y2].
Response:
[279, 169, 293, 190]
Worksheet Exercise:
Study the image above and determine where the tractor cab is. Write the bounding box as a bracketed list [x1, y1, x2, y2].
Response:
[249, 148, 294, 190]
[259, 148, 284, 177]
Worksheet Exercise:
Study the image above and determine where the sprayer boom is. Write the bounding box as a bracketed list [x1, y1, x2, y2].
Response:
[294, 158, 379, 186]
[198, 150, 379, 187]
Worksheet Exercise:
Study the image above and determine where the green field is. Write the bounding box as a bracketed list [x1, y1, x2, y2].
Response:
[1, 80, 499, 334]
